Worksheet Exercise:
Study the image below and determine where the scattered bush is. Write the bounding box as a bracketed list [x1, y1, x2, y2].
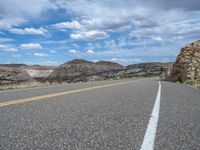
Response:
[184, 80, 197, 86]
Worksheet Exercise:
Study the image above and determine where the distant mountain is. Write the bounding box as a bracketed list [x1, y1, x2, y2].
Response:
[48, 59, 124, 83]
[0, 60, 174, 84]
[48, 59, 172, 83]
[96, 61, 123, 68]
[0, 64, 28, 68]
[127, 62, 173, 77]
[166, 40, 200, 82]
[63, 59, 93, 65]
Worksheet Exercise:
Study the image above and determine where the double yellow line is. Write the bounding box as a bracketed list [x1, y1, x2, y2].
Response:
[0, 79, 144, 107]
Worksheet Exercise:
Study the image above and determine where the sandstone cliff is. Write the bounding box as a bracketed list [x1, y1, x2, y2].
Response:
[168, 40, 200, 82]
[126, 62, 173, 77]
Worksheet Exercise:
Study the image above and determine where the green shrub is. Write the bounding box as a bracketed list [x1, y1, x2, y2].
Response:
[184, 80, 197, 86]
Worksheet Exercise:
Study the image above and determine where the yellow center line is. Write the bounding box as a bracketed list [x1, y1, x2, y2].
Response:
[0, 79, 145, 107]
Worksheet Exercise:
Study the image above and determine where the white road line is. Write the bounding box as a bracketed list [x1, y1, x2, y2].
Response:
[140, 81, 161, 150]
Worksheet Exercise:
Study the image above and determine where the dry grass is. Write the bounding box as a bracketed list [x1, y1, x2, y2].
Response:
[0, 77, 147, 91]
[0, 81, 61, 91]
[184, 79, 200, 89]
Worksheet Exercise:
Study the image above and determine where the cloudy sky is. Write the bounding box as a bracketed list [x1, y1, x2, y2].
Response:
[0, 0, 200, 66]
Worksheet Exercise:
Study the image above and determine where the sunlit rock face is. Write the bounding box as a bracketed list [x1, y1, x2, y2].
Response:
[169, 40, 200, 82]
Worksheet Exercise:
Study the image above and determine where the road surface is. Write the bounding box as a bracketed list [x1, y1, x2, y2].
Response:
[0, 78, 199, 150]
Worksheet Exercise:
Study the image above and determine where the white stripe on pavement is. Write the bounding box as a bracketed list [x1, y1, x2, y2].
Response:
[140, 81, 161, 150]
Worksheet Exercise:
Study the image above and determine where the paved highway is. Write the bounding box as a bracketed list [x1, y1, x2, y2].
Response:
[0, 78, 199, 150]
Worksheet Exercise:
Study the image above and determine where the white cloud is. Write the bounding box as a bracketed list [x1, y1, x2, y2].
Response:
[111, 57, 143, 63]
[9, 27, 48, 35]
[96, 45, 180, 58]
[81, 18, 131, 31]
[50, 50, 57, 54]
[111, 57, 144, 65]
[44, 61, 60, 66]
[70, 30, 109, 41]
[41, 40, 68, 45]
[111, 58, 118, 61]
[68, 49, 79, 54]
[0, 17, 26, 30]
[52, 20, 81, 30]
[0, 38, 14, 43]
[70, 34, 82, 40]
[20, 43, 42, 50]
[104, 40, 118, 50]
[0, 44, 18, 52]
[152, 36, 162, 41]
[34, 53, 49, 57]
[86, 49, 94, 54]
[23, 61, 59, 66]
[59, 0, 200, 41]
[0, 0, 56, 33]
[12, 54, 21, 58]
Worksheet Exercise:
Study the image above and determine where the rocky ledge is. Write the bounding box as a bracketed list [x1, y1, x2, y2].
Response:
[166, 40, 200, 82]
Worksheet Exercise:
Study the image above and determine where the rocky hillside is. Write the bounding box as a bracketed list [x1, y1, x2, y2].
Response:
[0, 60, 173, 84]
[0, 66, 32, 84]
[126, 62, 173, 77]
[48, 59, 124, 83]
[167, 40, 200, 82]
[48, 59, 172, 83]
[0, 64, 55, 84]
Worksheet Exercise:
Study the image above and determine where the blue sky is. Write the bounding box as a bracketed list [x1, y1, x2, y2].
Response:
[0, 0, 200, 66]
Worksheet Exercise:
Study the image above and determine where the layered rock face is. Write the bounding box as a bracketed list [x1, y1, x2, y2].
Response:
[126, 62, 173, 77]
[0, 67, 32, 84]
[0, 64, 55, 84]
[48, 59, 124, 82]
[24, 65, 54, 81]
[168, 40, 200, 82]
[0, 60, 174, 84]
[48, 59, 172, 83]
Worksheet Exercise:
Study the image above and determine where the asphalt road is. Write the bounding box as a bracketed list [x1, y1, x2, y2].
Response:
[0, 78, 199, 150]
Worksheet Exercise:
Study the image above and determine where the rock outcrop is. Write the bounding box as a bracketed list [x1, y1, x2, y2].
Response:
[0, 60, 174, 84]
[24, 65, 54, 81]
[48, 59, 124, 83]
[126, 62, 173, 77]
[48, 59, 172, 83]
[0, 64, 55, 84]
[0, 67, 32, 84]
[167, 40, 200, 82]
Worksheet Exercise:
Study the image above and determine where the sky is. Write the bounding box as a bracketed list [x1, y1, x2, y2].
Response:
[0, 0, 200, 66]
